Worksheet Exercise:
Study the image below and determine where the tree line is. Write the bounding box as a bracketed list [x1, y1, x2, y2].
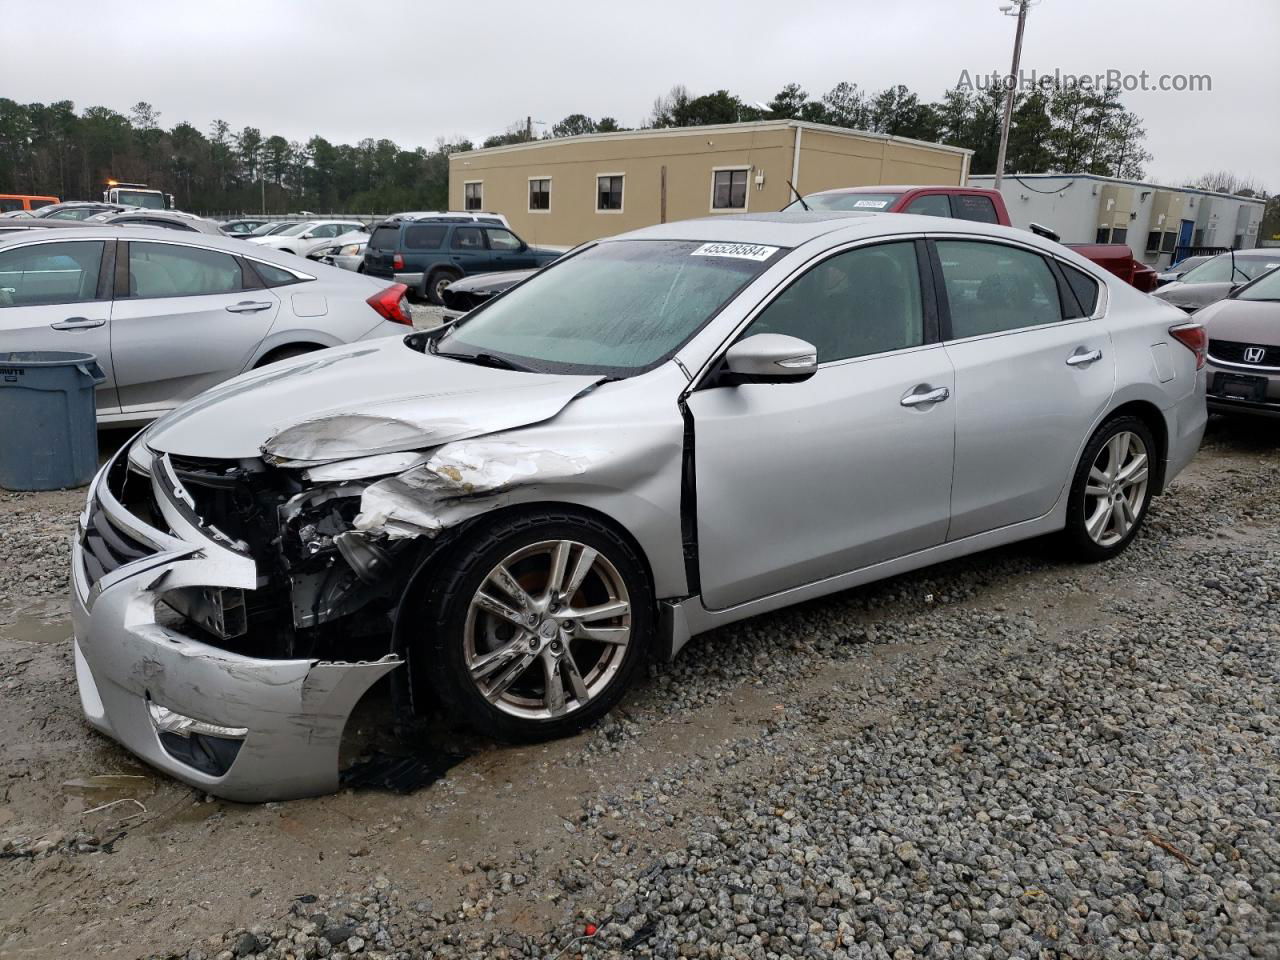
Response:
[0, 80, 1258, 217]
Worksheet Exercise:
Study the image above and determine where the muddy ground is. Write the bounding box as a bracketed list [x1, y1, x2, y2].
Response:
[0, 416, 1276, 959]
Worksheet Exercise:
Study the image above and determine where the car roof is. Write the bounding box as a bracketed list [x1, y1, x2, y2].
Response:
[804, 185, 994, 196]
[0, 224, 310, 263]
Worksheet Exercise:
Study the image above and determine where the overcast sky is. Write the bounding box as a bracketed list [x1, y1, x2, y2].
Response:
[3, 0, 1277, 190]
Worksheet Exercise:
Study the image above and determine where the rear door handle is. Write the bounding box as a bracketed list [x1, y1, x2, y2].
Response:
[50, 317, 105, 330]
[900, 385, 950, 407]
[225, 301, 274, 314]
[1066, 348, 1103, 367]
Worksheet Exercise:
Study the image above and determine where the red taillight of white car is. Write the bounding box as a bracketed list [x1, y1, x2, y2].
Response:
[367, 283, 412, 326]
[1169, 322, 1207, 370]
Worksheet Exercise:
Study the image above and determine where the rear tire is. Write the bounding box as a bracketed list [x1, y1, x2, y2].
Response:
[1062, 415, 1156, 561]
[254, 344, 321, 368]
[425, 269, 459, 306]
[406, 510, 652, 742]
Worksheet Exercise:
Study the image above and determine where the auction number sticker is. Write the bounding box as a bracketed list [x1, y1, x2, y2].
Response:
[691, 242, 779, 261]
[853, 199, 890, 209]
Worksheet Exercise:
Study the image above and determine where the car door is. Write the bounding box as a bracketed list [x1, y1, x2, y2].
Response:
[485, 227, 537, 270]
[448, 226, 491, 276]
[0, 237, 119, 416]
[688, 239, 956, 611]
[933, 237, 1114, 541]
[108, 239, 281, 416]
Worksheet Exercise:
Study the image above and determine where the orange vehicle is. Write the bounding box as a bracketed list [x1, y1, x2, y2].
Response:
[0, 194, 59, 213]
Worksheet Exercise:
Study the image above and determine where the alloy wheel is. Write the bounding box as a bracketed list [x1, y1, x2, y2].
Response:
[1083, 430, 1149, 547]
[463, 539, 632, 720]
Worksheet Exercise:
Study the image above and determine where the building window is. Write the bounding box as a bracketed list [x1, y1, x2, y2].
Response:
[529, 178, 550, 212]
[1145, 231, 1161, 253]
[1160, 231, 1177, 254]
[1111, 227, 1127, 244]
[711, 169, 748, 210]
[1095, 227, 1111, 244]
[597, 175, 623, 212]
[1233, 233, 1243, 248]
[464, 182, 482, 211]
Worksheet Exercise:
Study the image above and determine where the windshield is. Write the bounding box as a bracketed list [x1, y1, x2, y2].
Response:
[1168, 256, 1207, 274]
[1235, 265, 1280, 302]
[116, 190, 165, 209]
[436, 239, 783, 376]
[785, 191, 902, 212]
[1179, 254, 1279, 285]
[277, 222, 313, 237]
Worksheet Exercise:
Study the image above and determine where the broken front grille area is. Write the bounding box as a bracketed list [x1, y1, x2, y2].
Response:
[81, 453, 164, 589]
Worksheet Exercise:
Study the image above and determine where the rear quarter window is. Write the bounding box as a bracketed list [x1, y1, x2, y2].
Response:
[1061, 263, 1100, 315]
[370, 226, 400, 249]
[404, 225, 446, 250]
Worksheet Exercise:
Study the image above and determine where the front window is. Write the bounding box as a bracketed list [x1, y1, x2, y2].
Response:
[435, 239, 783, 376]
[116, 190, 165, 209]
[1234, 265, 1280, 301]
[711, 169, 748, 210]
[597, 175, 624, 212]
[486, 228, 522, 251]
[786, 191, 902, 212]
[464, 182, 482, 211]
[529, 178, 551, 211]
[742, 241, 924, 363]
[0, 240, 104, 307]
[1179, 254, 1279, 285]
[904, 194, 951, 218]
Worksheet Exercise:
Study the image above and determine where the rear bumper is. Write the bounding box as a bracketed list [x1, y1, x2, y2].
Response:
[71, 445, 400, 803]
[1162, 370, 1207, 488]
[395, 271, 423, 288]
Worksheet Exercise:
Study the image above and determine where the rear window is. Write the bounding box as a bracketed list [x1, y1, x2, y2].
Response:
[370, 226, 400, 250]
[404, 225, 446, 249]
[952, 195, 1000, 223]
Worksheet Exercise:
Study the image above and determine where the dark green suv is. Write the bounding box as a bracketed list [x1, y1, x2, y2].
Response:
[362, 216, 560, 304]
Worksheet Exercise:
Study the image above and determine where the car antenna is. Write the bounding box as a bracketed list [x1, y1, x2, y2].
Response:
[786, 180, 810, 211]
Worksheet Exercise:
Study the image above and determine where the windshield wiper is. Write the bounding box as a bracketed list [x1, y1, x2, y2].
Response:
[434, 350, 535, 372]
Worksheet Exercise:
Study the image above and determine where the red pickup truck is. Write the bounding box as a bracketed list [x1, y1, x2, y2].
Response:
[786, 185, 1158, 293]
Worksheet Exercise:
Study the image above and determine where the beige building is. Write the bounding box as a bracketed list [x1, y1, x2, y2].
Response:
[448, 120, 973, 247]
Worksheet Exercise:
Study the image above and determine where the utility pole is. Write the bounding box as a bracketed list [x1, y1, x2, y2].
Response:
[994, 0, 1032, 190]
[526, 115, 532, 140]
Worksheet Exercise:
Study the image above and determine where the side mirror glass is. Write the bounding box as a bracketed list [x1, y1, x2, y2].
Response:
[722, 333, 817, 384]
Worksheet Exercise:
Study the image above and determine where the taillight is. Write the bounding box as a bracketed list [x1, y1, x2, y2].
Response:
[367, 283, 412, 326]
[1170, 322, 1206, 370]
[392, 254, 404, 270]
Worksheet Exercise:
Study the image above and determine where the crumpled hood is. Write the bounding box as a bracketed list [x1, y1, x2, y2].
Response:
[142, 338, 603, 461]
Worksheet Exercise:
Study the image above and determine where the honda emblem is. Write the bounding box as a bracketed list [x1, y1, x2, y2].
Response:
[1244, 346, 1266, 364]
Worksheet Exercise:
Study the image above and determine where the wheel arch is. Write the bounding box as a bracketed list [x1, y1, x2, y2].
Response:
[1102, 398, 1170, 494]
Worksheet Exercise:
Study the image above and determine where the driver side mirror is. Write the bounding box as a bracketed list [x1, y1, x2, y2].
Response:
[721, 334, 817, 384]
[301, 231, 316, 239]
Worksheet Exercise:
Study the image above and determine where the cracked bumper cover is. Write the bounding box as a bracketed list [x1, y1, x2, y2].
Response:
[70, 448, 401, 803]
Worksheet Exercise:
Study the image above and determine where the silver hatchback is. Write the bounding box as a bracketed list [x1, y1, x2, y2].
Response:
[0, 226, 413, 426]
[70, 213, 1206, 800]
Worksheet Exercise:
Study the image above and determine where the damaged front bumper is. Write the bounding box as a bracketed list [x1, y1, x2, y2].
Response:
[70, 444, 401, 803]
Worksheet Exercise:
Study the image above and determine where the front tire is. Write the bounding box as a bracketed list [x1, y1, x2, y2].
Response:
[1062, 415, 1155, 561]
[425, 270, 458, 306]
[409, 511, 652, 742]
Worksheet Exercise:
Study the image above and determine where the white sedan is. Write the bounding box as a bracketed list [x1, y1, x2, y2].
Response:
[249, 220, 366, 258]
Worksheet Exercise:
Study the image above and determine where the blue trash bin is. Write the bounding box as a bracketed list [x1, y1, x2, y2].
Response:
[0, 351, 107, 491]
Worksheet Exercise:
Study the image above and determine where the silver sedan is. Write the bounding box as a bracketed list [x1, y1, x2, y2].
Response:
[71, 213, 1206, 800]
[0, 226, 413, 427]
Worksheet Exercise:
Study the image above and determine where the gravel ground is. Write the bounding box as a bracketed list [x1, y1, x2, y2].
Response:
[0, 417, 1276, 960]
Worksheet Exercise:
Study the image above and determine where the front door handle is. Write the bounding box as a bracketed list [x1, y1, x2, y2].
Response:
[900, 385, 950, 407]
[225, 301, 274, 314]
[50, 317, 105, 330]
[1066, 348, 1103, 367]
